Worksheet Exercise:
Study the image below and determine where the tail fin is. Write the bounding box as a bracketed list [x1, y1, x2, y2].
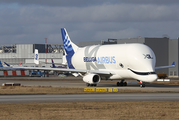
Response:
[0, 61, 3, 67]
[4, 62, 10, 67]
[61, 28, 79, 69]
[51, 59, 56, 68]
[34, 49, 39, 64]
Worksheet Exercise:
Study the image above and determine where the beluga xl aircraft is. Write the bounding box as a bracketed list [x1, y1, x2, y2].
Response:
[1, 28, 175, 87]
[59, 28, 175, 87]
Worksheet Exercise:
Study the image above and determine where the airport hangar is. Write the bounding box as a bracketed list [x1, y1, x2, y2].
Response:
[0, 37, 178, 78]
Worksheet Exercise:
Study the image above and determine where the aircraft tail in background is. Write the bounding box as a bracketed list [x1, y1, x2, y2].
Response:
[51, 59, 66, 68]
[61, 28, 79, 69]
[34, 49, 39, 65]
[51, 59, 56, 68]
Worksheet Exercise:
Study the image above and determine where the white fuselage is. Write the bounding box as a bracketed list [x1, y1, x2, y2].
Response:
[71, 43, 158, 82]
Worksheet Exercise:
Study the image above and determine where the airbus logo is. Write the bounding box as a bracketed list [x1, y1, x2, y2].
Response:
[35, 54, 38, 60]
[143, 54, 153, 59]
[84, 56, 116, 64]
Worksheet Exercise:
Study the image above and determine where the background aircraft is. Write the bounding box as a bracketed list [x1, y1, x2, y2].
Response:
[4, 62, 22, 67]
[34, 49, 67, 67]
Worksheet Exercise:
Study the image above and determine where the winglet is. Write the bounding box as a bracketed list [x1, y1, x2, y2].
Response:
[172, 62, 175, 66]
[4, 62, 10, 67]
[0, 61, 3, 67]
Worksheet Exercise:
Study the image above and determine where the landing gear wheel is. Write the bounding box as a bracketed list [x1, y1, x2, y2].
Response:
[86, 84, 97, 87]
[139, 81, 145, 88]
[86, 83, 90, 87]
[90, 84, 94, 87]
[124, 82, 127, 86]
[117, 81, 127, 86]
[140, 84, 145, 88]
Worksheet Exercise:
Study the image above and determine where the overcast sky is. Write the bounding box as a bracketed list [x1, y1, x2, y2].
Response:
[0, 0, 179, 45]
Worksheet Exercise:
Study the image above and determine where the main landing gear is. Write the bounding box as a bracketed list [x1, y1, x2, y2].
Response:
[86, 83, 97, 87]
[117, 80, 127, 86]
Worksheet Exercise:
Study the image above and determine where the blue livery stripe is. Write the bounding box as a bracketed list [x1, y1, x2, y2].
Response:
[61, 28, 75, 69]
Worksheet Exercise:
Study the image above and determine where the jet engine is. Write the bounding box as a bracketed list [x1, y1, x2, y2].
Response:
[83, 74, 101, 84]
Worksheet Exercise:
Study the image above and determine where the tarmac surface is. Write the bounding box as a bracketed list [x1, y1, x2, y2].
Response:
[0, 77, 179, 92]
[0, 77, 179, 103]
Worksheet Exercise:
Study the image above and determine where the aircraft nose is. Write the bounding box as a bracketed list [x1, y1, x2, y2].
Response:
[147, 74, 158, 82]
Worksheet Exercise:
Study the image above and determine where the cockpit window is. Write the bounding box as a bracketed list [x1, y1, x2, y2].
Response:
[128, 68, 156, 75]
[119, 63, 124, 68]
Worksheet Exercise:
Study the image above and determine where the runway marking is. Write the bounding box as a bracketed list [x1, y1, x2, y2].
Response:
[112, 88, 118, 92]
[96, 88, 107, 92]
[84, 88, 95, 92]
[108, 88, 113, 92]
[84, 88, 119, 92]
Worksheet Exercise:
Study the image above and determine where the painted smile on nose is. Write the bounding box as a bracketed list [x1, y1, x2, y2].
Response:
[128, 68, 156, 75]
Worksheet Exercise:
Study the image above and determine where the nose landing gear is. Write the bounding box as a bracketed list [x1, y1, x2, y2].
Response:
[140, 81, 145, 88]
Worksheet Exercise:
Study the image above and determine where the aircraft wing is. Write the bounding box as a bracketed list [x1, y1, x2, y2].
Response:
[5, 66, 112, 75]
[38, 61, 67, 66]
[155, 62, 175, 70]
[0, 67, 23, 71]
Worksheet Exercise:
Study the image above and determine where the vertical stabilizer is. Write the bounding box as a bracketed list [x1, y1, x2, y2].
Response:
[61, 28, 79, 69]
[51, 59, 56, 68]
[34, 49, 39, 64]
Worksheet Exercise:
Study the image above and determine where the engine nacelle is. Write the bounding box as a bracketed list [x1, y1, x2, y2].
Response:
[83, 74, 101, 84]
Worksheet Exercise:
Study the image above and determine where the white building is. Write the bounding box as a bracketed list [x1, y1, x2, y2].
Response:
[0, 44, 64, 68]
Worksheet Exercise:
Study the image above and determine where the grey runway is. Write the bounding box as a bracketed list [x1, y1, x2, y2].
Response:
[0, 93, 179, 103]
[1, 79, 179, 92]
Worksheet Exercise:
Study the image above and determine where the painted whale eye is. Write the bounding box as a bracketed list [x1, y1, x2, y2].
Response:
[119, 63, 124, 68]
